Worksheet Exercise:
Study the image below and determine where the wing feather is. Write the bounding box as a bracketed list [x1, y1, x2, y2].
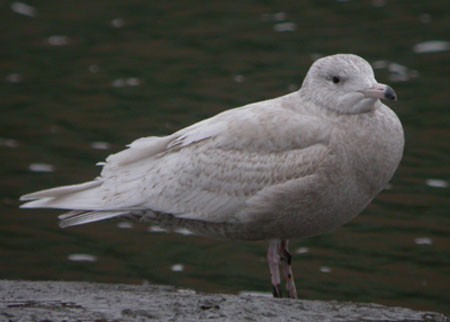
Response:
[21, 92, 333, 227]
[94, 98, 332, 223]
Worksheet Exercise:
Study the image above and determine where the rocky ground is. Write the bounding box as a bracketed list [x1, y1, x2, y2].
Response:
[0, 280, 448, 322]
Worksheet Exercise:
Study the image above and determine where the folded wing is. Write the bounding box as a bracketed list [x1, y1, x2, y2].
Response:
[21, 95, 332, 227]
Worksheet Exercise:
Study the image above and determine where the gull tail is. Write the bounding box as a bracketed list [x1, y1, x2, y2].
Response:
[20, 180, 129, 227]
[20, 180, 104, 209]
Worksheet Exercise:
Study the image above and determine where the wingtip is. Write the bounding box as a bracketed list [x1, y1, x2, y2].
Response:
[19, 193, 34, 201]
[58, 220, 72, 229]
[19, 198, 52, 208]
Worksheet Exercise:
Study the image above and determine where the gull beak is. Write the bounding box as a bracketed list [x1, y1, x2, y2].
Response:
[363, 83, 397, 101]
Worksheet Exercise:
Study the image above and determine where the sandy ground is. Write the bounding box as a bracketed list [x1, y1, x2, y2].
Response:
[0, 280, 448, 322]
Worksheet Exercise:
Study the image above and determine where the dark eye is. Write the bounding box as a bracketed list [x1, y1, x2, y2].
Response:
[332, 76, 341, 84]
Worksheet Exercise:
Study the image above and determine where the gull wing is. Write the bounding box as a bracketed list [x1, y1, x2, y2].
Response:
[21, 94, 333, 227]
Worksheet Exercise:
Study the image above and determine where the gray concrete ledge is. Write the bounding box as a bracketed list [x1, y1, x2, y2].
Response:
[0, 280, 448, 322]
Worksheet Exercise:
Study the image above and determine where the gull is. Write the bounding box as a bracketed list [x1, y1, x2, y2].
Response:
[20, 54, 404, 298]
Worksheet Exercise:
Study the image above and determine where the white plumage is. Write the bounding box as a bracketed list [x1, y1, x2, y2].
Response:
[21, 54, 404, 298]
[21, 54, 404, 239]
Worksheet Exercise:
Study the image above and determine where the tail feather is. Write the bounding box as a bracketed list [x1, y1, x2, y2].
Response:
[20, 180, 101, 201]
[19, 135, 177, 227]
[58, 210, 128, 228]
[20, 180, 108, 210]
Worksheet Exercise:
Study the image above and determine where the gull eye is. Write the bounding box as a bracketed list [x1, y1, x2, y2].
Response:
[332, 76, 341, 84]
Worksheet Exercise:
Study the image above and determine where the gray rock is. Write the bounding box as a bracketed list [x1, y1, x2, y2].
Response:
[0, 280, 447, 322]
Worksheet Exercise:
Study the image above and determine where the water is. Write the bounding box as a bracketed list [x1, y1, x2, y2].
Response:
[1, 0, 449, 314]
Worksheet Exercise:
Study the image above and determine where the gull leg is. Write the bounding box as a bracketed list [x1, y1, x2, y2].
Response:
[280, 239, 297, 299]
[267, 239, 282, 297]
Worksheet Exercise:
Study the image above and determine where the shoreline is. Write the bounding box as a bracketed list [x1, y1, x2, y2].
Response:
[1, 280, 448, 322]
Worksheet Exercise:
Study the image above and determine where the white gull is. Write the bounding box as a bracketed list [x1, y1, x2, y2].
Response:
[20, 54, 404, 298]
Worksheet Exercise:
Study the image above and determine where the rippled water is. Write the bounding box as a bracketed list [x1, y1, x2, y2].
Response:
[1, 1, 449, 314]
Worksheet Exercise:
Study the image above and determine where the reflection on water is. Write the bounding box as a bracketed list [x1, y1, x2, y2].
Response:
[90, 141, 111, 150]
[111, 77, 141, 88]
[47, 35, 70, 47]
[10, 2, 37, 18]
[425, 179, 448, 189]
[414, 237, 433, 246]
[5, 73, 23, 84]
[28, 163, 55, 173]
[68, 253, 98, 263]
[171, 264, 185, 273]
[413, 40, 450, 54]
[1, 0, 449, 315]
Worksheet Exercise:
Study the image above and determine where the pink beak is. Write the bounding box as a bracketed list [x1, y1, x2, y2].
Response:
[363, 83, 397, 101]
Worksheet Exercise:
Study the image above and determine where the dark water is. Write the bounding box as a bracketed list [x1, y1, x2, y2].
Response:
[1, 0, 449, 314]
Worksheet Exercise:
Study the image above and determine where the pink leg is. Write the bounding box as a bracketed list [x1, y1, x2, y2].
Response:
[280, 239, 297, 299]
[267, 239, 282, 297]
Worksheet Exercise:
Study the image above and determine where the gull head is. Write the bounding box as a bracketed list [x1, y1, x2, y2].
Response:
[300, 54, 397, 114]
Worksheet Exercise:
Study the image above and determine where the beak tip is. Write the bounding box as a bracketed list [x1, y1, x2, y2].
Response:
[384, 86, 397, 101]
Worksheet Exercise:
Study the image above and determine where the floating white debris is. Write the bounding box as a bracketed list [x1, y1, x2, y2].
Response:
[117, 221, 133, 229]
[89, 64, 100, 73]
[171, 264, 184, 272]
[295, 247, 310, 255]
[273, 22, 297, 33]
[6, 73, 22, 84]
[148, 225, 168, 233]
[239, 291, 272, 297]
[68, 253, 98, 262]
[414, 237, 433, 246]
[425, 179, 448, 188]
[319, 266, 332, 273]
[174, 227, 194, 236]
[372, 60, 389, 69]
[48, 35, 70, 46]
[112, 78, 141, 88]
[372, 60, 418, 82]
[11, 2, 37, 17]
[389, 62, 419, 82]
[413, 40, 450, 54]
[29, 163, 54, 173]
[233, 74, 245, 83]
[91, 141, 111, 150]
[125, 77, 141, 86]
[388, 62, 410, 82]
[273, 12, 287, 21]
[0, 138, 19, 148]
[111, 18, 125, 28]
